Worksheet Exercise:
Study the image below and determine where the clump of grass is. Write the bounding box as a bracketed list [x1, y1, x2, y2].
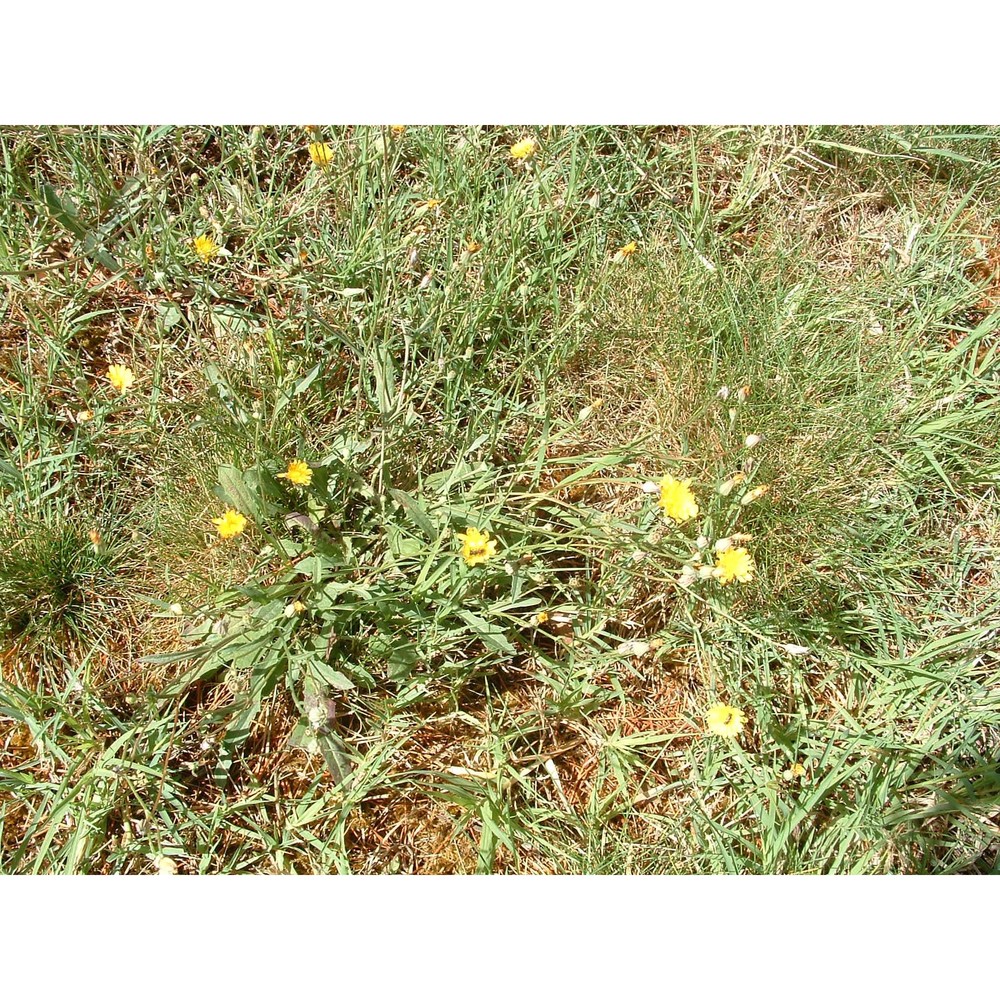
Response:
[0, 517, 132, 654]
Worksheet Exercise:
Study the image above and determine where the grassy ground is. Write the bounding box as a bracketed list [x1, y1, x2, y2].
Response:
[1, 125, 997, 874]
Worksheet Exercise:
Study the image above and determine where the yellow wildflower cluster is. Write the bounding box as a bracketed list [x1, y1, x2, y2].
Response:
[652, 472, 763, 588]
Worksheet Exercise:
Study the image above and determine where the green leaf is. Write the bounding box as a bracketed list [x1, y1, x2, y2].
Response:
[386, 643, 420, 682]
[388, 525, 423, 559]
[317, 731, 354, 787]
[157, 302, 184, 330]
[213, 696, 261, 788]
[390, 489, 438, 541]
[307, 658, 356, 691]
[216, 465, 270, 521]
[0, 459, 22, 485]
[457, 610, 516, 654]
[40, 184, 121, 274]
[152, 654, 228, 698]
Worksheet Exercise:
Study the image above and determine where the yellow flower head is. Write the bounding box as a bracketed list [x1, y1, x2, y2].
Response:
[465, 238, 482, 254]
[714, 546, 755, 585]
[194, 234, 220, 262]
[211, 508, 247, 539]
[107, 364, 135, 394]
[706, 702, 746, 738]
[614, 241, 639, 261]
[510, 138, 537, 161]
[657, 475, 699, 523]
[308, 141, 334, 168]
[390, 125, 406, 137]
[277, 460, 313, 487]
[456, 526, 499, 567]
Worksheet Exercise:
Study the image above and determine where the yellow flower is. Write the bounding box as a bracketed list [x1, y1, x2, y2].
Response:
[390, 125, 406, 137]
[76, 408, 94, 423]
[211, 508, 247, 539]
[714, 546, 755, 585]
[456, 526, 499, 567]
[417, 198, 444, 210]
[107, 364, 135, 394]
[510, 138, 537, 160]
[657, 475, 699, 523]
[194, 234, 220, 262]
[277, 460, 313, 487]
[706, 702, 746, 738]
[465, 238, 482, 254]
[614, 241, 639, 261]
[533, 610, 550, 625]
[308, 141, 334, 168]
